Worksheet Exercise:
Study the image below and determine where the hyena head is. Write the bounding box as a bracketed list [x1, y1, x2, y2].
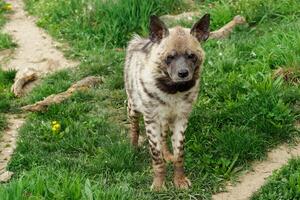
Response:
[148, 14, 210, 94]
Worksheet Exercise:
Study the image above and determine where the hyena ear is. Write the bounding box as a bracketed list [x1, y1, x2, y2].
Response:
[190, 14, 210, 42]
[149, 15, 169, 43]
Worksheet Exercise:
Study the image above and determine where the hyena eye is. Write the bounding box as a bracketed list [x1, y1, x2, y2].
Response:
[187, 53, 197, 62]
[165, 55, 175, 65]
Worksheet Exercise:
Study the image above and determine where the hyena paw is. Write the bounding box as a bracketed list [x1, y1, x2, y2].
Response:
[150, 178, 166, 191]
[174, 176, 192, 189]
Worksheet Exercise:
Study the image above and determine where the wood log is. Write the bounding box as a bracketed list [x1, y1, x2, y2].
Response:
[21, 76, 102, 112]
[11, 69, 38, 97]
[210, 15, 246, 39]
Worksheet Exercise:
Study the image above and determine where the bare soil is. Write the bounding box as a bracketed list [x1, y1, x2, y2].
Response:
[0, 0, 78, 182]
[2, 0, 78, 96]
[0, 114, 25, 182]
[212, 139, 300, 200]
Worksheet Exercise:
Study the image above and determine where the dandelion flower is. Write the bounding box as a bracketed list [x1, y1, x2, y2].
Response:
[51, 121, 61, 134]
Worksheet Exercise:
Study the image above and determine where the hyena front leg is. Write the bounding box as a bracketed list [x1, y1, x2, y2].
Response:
[127, 101, 140, 147]
[144, 117, 166, 190]
[161, 123, 174, 162]
[171, 119, 191, 189]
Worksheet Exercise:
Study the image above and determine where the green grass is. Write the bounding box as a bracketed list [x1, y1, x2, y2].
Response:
[0, 1, 15, 50]
[0, 1, 17, 134]
[0, 33, 15, 50]
[0, 69, 15, 110]
[0, 65, 16, 136]
[0, 0, 299, 199]
[24, 0, 188, 56]
[252, 158, 300, 200]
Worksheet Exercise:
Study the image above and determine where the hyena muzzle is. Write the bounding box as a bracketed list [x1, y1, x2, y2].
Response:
[124, 14, 210, 190]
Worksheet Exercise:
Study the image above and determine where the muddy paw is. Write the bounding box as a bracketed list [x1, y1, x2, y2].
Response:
[174, 176, 192, 189]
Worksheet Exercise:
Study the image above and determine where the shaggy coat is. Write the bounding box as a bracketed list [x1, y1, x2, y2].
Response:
[124, 14, 210, 190]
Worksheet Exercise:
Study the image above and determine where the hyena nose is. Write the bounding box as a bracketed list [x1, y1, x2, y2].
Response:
[178, 69, 189, 78]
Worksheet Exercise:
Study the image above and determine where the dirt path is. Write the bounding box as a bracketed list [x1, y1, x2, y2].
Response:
[0, 114, 25, 182]
[212, 139, 300, 200]
[0, 0, 78, 182]
[2, 0, 78, 96]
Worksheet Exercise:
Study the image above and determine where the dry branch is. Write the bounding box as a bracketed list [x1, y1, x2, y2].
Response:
[21, 76, 102, 112]
[11, 69, 38, 97]
[210, 15, 246, 39]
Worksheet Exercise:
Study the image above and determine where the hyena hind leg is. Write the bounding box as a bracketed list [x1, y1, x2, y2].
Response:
[127, 102, 140, 147]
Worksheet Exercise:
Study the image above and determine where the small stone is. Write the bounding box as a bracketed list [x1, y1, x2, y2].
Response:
[0, 171, 14, 182]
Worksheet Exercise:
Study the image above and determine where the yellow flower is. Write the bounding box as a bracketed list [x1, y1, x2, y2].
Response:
[4, 4, 12, 11]
[51, 121, 61, 133]
[53, 124, 61, 130]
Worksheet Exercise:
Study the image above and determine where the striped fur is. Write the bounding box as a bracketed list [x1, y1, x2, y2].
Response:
[124, 15, 209, 190]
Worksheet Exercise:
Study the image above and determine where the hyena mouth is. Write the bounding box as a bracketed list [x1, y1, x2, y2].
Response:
[155, 76, 196, 94]
[171, 76, 193, 83]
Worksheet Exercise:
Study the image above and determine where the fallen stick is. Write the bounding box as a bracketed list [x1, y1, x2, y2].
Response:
[210, 15, 246, 39]
[11, 69, 38, 97]
[21, 76, 102, 112]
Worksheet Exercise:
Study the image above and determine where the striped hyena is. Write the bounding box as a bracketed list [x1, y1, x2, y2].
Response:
[124, 14, 210, 190]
